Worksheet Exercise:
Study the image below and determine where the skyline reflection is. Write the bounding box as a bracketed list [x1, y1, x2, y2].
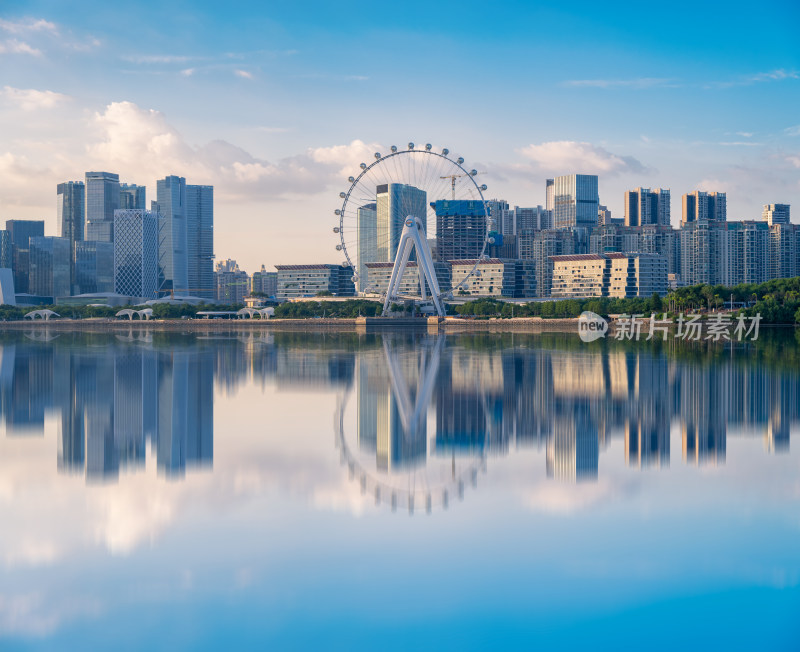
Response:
[1, 330, 798, 492]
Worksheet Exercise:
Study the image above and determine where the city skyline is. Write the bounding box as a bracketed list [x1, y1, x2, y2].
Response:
[0, 1, 798, 272]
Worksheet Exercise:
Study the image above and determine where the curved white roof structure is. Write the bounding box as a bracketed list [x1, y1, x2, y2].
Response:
[24, 309, 60, 321]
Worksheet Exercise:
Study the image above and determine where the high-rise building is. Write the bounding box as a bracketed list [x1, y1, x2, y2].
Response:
[768, 223, 799, 280]
[552, 174, 599, 229]
[624, 187, 670, 227]
[597, 205, 613, 225]
[518, 228, 579, 297]
[356, 202, 378, 293]
[681, 190, 726, 225]
[58, 181, 87, 294]
[215, 259, 249, 304]
[510, 206, 551, 232]
[155, 175, 188, 293]
[376, 183, 426, 262]
[484, 199, 510, 235]
[85, 171, 120, 242]
[0, 230, 11, 270]
[57, 181, 85, 244]
[119, 184, 146, 210]
[251, 265, 277, 297]
[186, 184, 214, 299]
[6, 219, 45, 294]
[74, 241, 115, 294]
[545, 178, 554, 212]
[762, 203, 790, 226]
[679, 219, 770, 287]
[114, 209, 159, 299]
[589, 224, 680, 276]
[28, 236, 71, 299]
[431, 199, 487, 262]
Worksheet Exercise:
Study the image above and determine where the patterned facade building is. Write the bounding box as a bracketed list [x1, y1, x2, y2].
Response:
[113, 209, 160, 299]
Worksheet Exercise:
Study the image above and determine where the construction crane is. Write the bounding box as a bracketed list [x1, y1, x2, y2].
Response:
[440, 171, 483, 200]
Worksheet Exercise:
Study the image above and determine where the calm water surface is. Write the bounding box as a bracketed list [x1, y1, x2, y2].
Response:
[1, 329, 799, 650]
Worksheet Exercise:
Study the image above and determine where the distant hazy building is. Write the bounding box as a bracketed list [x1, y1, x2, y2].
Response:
[251, 265, 277, 297]
[114, 209, 160, 299]
[550, 253, 667, 298]
[376, 183, 426, 261]
[432, 199, 487, 262]
[552, 174, 599, 229]
[155, 175, 188, 293]
[28, 236, 71, 299]
[762, 203, 790, 226]
[85, 171, 120, 242]
[119, 183, 146, 210]
[624, 187, 670, 226]
[186, 184, 214, 299]
[6, 219, 45, 294]
[215, 259, 249, 304]
[275, 264, 355, 301]
[74, 241, 115, 294]
[450, 258, 536, 298]
[681, 190, 726, 225]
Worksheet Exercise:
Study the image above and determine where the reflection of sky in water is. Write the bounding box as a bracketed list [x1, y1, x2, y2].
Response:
[0, 331, 798, 649]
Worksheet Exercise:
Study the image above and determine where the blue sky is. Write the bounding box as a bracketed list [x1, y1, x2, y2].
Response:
[0, 0, 798, 269]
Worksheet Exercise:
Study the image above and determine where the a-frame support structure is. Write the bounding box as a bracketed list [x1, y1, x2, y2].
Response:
[382, 216, 445, 317]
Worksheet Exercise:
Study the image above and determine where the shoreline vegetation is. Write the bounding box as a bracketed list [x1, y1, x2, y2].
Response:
[2, 277, 799, 329]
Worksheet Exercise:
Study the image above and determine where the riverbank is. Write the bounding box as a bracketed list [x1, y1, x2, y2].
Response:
[0, 316, 584, 333]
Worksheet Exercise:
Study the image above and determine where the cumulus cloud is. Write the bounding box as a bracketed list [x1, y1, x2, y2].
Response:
[234, 69, 253, 79]
[517, 140, 647, 176]
[1, 86, 68, 110]
[82, 101, 378, 201]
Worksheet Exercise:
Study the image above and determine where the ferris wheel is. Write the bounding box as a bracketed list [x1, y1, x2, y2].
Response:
[334, 143, 492, 317]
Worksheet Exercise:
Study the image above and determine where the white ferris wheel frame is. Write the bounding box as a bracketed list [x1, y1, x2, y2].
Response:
[334, 145, 491, 317]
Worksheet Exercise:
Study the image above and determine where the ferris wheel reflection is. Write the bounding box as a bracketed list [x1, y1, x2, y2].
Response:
[336, 334, 488, 514]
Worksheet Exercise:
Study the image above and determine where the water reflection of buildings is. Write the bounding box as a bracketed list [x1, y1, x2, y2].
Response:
[350, 338, 799, 488]
[0, 339, 214, 482]
[1, 333, 798, 488]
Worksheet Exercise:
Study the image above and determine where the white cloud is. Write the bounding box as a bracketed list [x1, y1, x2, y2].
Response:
[707, 69, 800, 89]
[785, 126, 800, 137]
[1, 86, 68, 110]
[517, 140, 647, 176]
[234, 69, 253, 79]
[0, 18, 57, 34]
[0, 39, 41, 56]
